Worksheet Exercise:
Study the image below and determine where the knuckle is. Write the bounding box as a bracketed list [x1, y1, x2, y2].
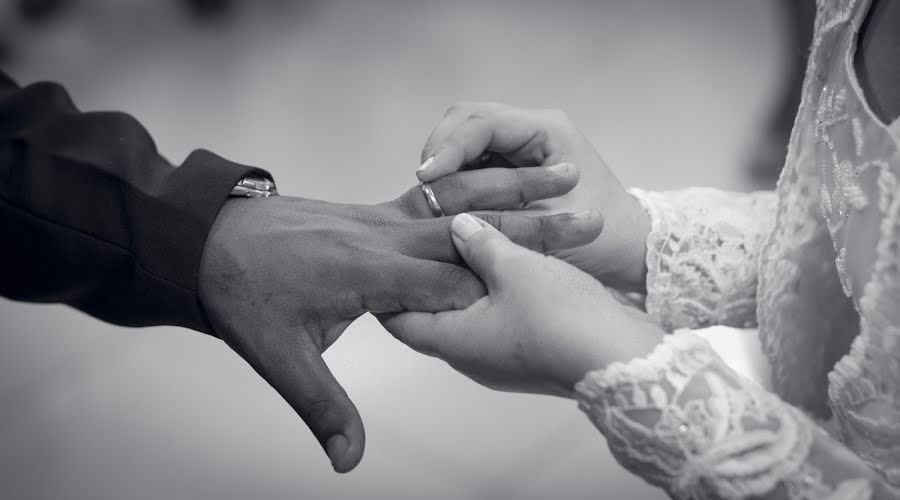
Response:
[543, 107, 570, 123]
[446, 101, 470, 116]
[536, 216, 553, 254]
[467, 110, 491, 124]
[433, 172, 465, 200]
[478, 213, 502, 231]
[531, 126, 551, 146]
[512, 164, 530, 182]
[336, 287, 366, 315]
[513, 168, 530, 204]
[439, 263, 471, 286]
[413, 341, 439, 358]
[492, 214, 510, 238]
[390, 260, 423, 289]
[414, 330, 450, 358]
[298, 397, 337, 425]
[389, 188, 418, 213]
[442, 135, 464, 156]
[540, 108, 576, 136]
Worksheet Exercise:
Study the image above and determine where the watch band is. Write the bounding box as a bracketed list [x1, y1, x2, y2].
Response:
[230, 176, 278, 198]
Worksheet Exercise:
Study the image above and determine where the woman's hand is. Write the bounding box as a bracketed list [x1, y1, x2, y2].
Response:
[416, 102, 651, 292]
[380, 214, 664, 397]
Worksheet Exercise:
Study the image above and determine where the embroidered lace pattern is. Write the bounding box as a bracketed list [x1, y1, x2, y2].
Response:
[575, 0, 900, 497]
[575, 332, 880, 499]
[629, 187, 776, 333]
[828, 178, 900, 486]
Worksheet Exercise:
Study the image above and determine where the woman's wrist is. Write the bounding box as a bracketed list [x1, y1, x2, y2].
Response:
[562, 310, 665, 396]
[620, 192, 651, 291]
[597, 192, 651, 293]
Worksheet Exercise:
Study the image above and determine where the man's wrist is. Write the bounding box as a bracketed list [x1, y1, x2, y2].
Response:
[230, 176, 278, 198]
[200, 175, 278, 303]
[199, 177, 280, 336]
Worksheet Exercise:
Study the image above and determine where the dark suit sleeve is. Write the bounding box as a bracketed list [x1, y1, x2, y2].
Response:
[0, 69, 272, 334]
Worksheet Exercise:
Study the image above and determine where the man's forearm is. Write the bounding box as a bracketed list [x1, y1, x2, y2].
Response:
[0, 70, 271, 333]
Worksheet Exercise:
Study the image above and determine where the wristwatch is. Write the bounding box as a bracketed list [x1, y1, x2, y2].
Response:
[230, 176, 278, 198]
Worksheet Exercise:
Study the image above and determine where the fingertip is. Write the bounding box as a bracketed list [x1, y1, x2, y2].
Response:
[548, 162, 577, 179]
[451, 213, 485, 241]
[327, 434, 350, 471]
[416, 156, 435, 182]
[570, 209, 603, 226]
[565, 209, 604, 246]
[417, 150, 464, 183]
[548, 162, 579, 194]
[416, 169, 438, 183]
[328, 433, 363, 473]
[524, 210, 604, 253]
[566, 162, 581, 186]
[417, 154, 450, 183]
[593, 210, 604, 233]
[326, 415, 366, 473]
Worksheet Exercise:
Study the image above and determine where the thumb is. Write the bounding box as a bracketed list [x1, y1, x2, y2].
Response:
[288, 349, 365, 473]
[235, 329, 366, 473]
[450, 213, 519, 289]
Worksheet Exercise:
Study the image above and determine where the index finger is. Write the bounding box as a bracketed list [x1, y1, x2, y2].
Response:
[417, 108, 567, 183]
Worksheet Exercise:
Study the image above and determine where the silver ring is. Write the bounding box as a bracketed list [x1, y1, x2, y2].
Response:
[420, 182, 445, 217]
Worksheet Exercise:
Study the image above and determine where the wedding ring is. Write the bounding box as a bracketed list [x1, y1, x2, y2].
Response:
[420, 182, 445, 217]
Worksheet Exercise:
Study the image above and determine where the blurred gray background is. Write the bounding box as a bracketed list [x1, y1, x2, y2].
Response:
[0, 1, 789, 498]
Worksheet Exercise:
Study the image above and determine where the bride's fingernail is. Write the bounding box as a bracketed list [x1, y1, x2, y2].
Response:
[548, 163, 572, 175]
[452, 213, 483, 240]
[417, 156, 435, 173]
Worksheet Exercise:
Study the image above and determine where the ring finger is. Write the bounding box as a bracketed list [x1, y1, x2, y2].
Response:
[429, 163, 579, 215]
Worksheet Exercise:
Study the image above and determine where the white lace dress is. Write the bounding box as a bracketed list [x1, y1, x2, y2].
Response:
[573, 0, 900, 498]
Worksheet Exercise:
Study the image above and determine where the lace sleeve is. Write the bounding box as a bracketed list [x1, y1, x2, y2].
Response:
[630, 188, 777, 331]
[574, 331, 900, 500]
[575, 330, 900, 500]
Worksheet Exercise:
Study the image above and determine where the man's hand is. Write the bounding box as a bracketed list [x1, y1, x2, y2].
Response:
[197, 173, 603, 473]
[417, 102, 651, 291]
